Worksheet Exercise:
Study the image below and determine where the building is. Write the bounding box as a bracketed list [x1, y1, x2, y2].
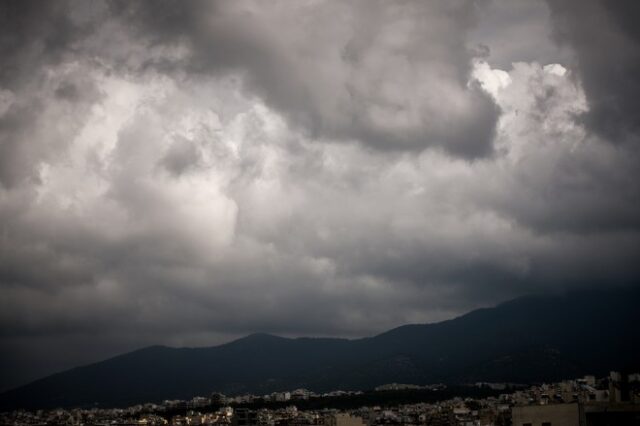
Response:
[232, 408, 259, 426]
[512, 403, 583, 426]
[324, 413, 365, 426]
[512, 402, 640, 426]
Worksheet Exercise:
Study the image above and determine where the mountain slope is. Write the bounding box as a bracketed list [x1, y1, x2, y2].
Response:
[1, 287, 639, 409]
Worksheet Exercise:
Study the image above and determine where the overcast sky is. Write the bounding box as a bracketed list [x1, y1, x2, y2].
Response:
[1, 0, 639, 391]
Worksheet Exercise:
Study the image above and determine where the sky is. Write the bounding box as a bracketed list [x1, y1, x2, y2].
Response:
[0, 0, 639, 391]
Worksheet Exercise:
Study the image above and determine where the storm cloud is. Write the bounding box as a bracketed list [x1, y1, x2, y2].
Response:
[0, 0, 639, 391]
[546, 0, 640, 142]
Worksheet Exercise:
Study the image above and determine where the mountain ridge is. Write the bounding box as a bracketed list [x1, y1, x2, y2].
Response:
[1, 286, 639, 409]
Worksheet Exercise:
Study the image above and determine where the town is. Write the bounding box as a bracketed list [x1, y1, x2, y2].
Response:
[2, 372, 639, 425]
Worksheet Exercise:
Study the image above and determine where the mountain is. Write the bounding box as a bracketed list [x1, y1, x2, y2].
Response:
[1, 286, 639, 409]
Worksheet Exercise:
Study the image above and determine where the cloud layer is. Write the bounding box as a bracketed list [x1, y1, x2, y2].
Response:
[1, 0, 639, 390]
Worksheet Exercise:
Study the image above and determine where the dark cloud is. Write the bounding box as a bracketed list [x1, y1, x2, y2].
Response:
[0, 102, 41, 188]
[481, 61, 640, 235]
[470, 0, 572, 68]
[112, 0, 500, 158]
[0, 0, 639, 393]
[54, 82, 80, 102]
[160, 138, 202, 176]
[0, 0, 105, 189]
[546, 0, 640, 142]
[0, 1, 99, 87]
[0, 69, 102, 188]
